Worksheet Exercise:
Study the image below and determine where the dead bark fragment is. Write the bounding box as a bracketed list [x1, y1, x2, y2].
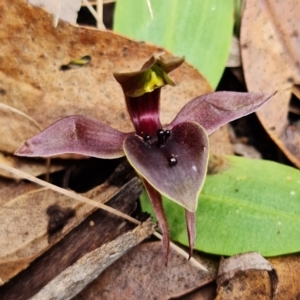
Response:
[30, 219, 155, 300]
[216, 252, 278, 300]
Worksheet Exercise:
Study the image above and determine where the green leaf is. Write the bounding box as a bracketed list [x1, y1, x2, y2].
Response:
[140, 155, 300, 256]
[113, 0, 234, 88]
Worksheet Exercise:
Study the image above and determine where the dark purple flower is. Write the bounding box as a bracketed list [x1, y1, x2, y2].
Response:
[15, 55, 273, 264]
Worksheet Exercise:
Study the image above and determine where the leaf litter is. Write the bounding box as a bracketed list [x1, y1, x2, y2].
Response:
[0, 165, 138, 283]
[241, 0, 300, 167]
[0, 0, 211, 156]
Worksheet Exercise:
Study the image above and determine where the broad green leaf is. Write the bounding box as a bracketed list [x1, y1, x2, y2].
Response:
[114, 0, 234, 88]
[140, 155, 300, 256]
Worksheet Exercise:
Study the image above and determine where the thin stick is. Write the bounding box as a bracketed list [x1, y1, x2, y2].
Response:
[82, 0, 105, 29]
[0, 162, 140, 225]
[82, 0, 99, 22]
[96, 0, 105, 29]
[53, 0, 62, 27]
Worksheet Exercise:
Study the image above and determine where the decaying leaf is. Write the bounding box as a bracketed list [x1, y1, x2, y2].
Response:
[74, 241, 217, 300]
[216, 252, 278, 300]
[0, 0, 211, 156]
[30, 220, 155, 300]
[241, 0, 300, 167]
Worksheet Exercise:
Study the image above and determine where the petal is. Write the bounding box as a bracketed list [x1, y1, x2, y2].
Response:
[142, 178, 170, 266]
[185, 210, 196, 259]
[124, 122, 209, 212]
[15, 115, 128, 158]
[168, 92, 274, 134]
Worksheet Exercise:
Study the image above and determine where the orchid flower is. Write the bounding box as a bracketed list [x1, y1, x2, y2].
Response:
[15, 56, 273, 264]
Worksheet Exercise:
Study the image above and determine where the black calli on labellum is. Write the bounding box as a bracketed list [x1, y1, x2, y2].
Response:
[15, 55, 274, 265]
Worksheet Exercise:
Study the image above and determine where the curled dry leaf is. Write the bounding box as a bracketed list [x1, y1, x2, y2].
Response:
[0, 0, 211, 156]
[74, 241, 217, 300]
[241, 0, 300, 167]
[0, 174, 132, 283]
[30, 219, 155, 300]
[216, 252, 278, 300]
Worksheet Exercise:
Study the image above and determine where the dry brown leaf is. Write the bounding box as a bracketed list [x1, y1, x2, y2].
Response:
[0, 152, 64, 179]
[216, 253, 278, 300]
[0, 188, 88, 282]
[209, 125, 234, 156]
[241, 0, 300, 167]
[232, 143, 262, 158]
[217, 270, 272, 300]
[292, 85, 300, 99]
[268, 254, 300, 299]
[0, 177, 38, 206]
[0, 103, 41, 153]
[74, 241, 217, 300]
[0, 101, 64, 178]
[0, 173, 135, 283]
[0, 0, 211, 155]
[227, 123, 262, 158]
[30, 220, 155, 300]
[180, 282, 216, 300]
